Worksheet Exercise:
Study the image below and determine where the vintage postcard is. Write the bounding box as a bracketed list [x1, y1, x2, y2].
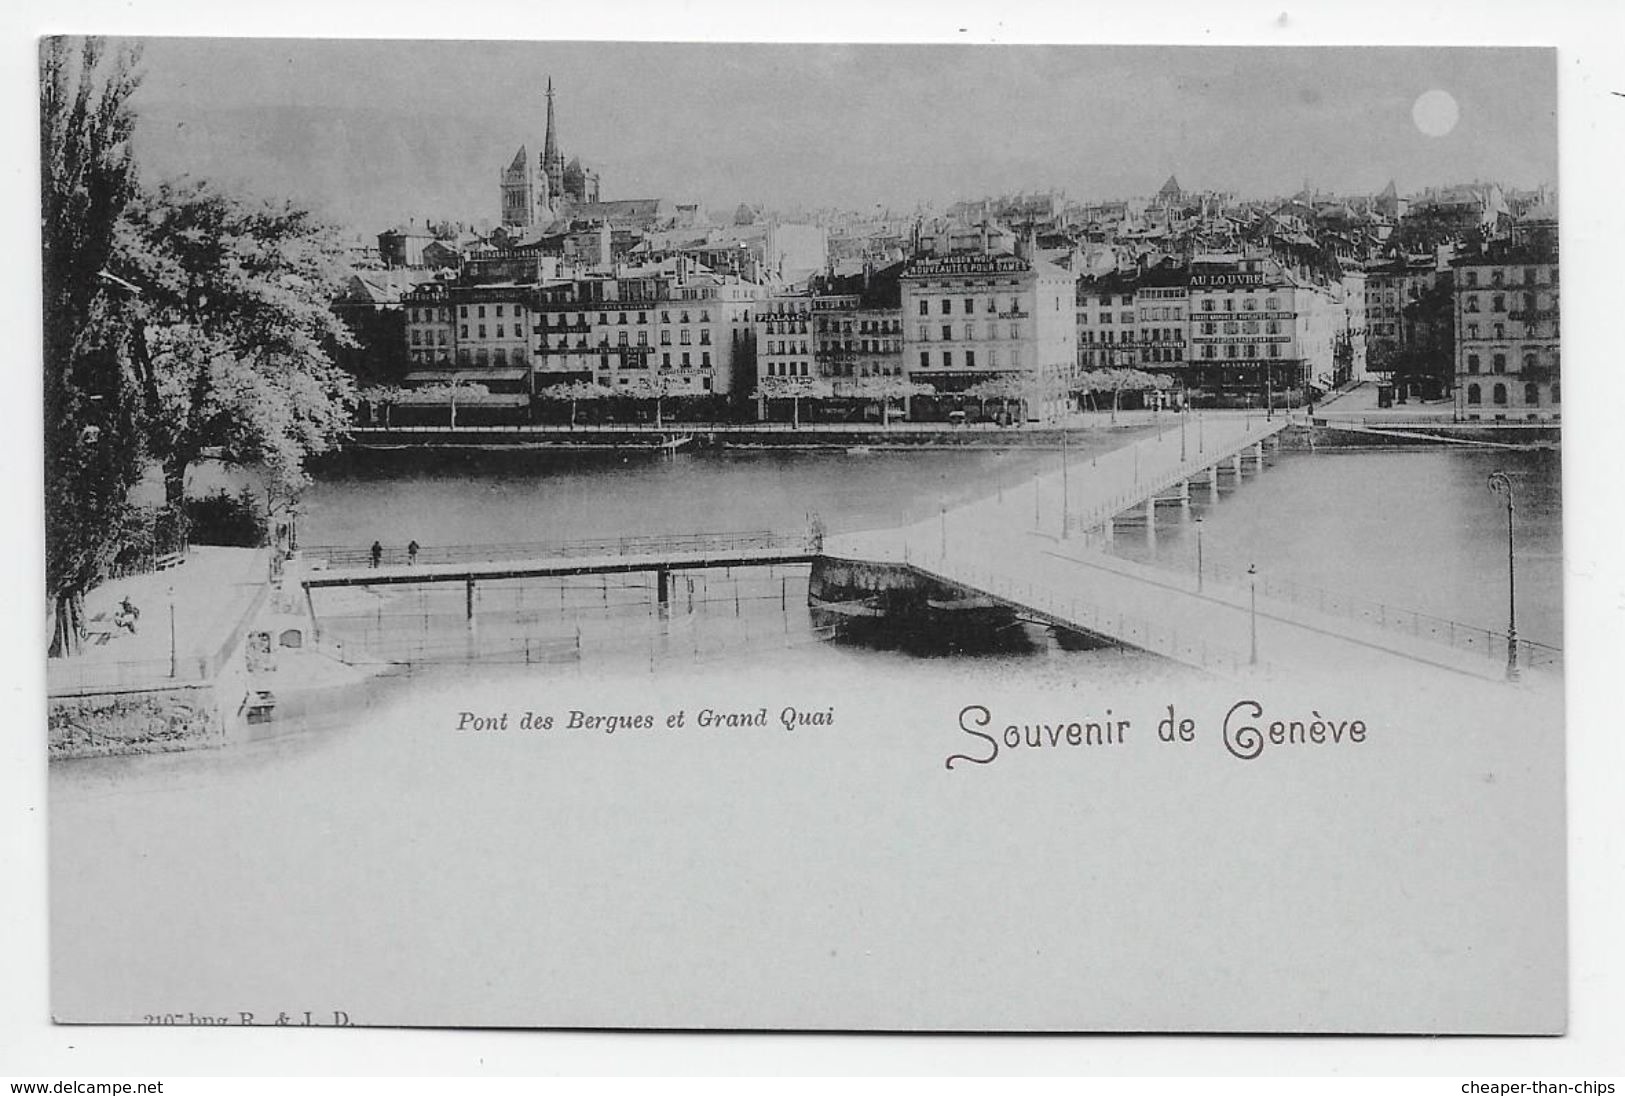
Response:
[42, 38, 1564, 1033]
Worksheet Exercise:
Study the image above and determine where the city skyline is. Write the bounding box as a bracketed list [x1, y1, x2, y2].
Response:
[124, 40, 1556, 234]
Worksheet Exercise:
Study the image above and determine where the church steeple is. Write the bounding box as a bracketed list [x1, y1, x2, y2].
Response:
[542, 77, 566, 209]
[543, 77, 559, 166]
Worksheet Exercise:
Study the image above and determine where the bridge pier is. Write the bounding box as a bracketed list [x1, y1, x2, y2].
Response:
[1253, 441, 1266, 469]
[1209, 464, 1221, 493]
[1232, 452, 1244, 478]
[466, 577, 476, 621]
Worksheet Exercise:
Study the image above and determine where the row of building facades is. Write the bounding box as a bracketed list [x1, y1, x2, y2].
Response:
[334, 82, 1559, 424]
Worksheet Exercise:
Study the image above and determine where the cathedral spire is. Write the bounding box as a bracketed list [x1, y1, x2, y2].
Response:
[543, 77, 559, 166]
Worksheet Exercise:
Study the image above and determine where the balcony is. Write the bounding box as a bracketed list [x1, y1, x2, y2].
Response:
[1507, 309, 1559, 323]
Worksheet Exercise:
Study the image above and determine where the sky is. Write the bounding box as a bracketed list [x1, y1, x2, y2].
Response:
[118, 39, 1558, 238]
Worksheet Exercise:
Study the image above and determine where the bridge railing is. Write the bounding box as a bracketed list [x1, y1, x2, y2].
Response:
[916, 558, 1269, 679]
[298, 529, 815, 571]
[1196, 560, 1562, 673]
[1065, 419, 1282, 535]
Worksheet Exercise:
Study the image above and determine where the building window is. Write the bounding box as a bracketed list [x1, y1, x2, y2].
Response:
[918, 300, 929, 316]
[496, 324, 505, 338]
[940, 299, 952, 315]
[680, 330, 691, 345]
[1467, 354, 1480, 374]
[1492, 383, 1507, 406]
[964, 323, 975, 341]
[1494, 324, 1505, 340]
[1466, 271, 1478, 287]
[1524, 383, 1540, 406]
[965, 350, 976, 368]
[638, 332, 648, 347]
[1553, 383, 1561, 403]
[920, 352, 930, 368]
[942, 351, 953, 368]
[1202, 299, 1214, 312]
[662, 353, 670, 367]
[942, 325, 953, 341]
[702, 352, 711, 366]
[478, 325, 486, 338]
[1493, 353, 1506, 374]
[1009, 323, 1020, 339]
[618, 332, 628, 347]
[1523, 353, 1537, 371]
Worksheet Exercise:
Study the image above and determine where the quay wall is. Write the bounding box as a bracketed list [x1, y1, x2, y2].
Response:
[339, 425, 1153, 452]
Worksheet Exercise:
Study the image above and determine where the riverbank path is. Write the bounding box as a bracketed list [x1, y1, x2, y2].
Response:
[47, 547, 272, 696]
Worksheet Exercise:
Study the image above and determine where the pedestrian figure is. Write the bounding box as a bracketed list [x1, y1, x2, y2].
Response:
[114, 595, 140, 634]
[370, 540, 382, 568]
[408, 540, 420, 566]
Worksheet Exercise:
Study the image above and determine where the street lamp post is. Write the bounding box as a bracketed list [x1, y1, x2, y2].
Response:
[1195, 516, 1205, 594]
[1061, 427, 1070, 538]
[168, 583, 177, 679]
[1180, 403, 1188, 462]
[1266, 371, 1275, 421]
[1487, 471, 1519, 681]
[1247, 563, 1258, 666]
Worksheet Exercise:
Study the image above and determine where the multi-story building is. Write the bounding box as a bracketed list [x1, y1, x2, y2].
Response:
[810, 262, 906, 387]
[531, 257, 763, 402]
[1075, 273, 1139, 371]
[753, 295, 816, 384]
[1182, 253, 1362, 401]
[1452, 242, 1560, 421]
[900, 248, 1077, 420]
[1134, 273, 1189, 368]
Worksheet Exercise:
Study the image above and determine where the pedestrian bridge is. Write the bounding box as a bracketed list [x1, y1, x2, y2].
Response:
[293, 412, 1557, 682]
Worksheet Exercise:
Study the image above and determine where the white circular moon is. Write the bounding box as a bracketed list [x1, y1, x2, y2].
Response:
[1412, 89, 1460, 137]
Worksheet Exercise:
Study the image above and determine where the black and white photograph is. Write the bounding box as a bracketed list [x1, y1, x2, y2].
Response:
[14, 4, 1622, 1075]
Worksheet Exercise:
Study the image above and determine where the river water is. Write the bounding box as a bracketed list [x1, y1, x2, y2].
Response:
[50, 434, 1568, 1031]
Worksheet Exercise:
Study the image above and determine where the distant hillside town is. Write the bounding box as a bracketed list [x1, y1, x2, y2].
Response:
[332, 80, 1559, 427]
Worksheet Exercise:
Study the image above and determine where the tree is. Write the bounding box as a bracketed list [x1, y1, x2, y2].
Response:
[400, 380, 489, 429]
[358, 383, 407, 428]
[115, 178, 359, 513]
[627, 373, 683, 428]
[757, 375, 833, 428]
[41, 37, 147, 657]
[964, 375, 1028, 423]
[1072, 368, 1168, 422]
[539, 379, 610, 427]
[846, 375, 931, 427]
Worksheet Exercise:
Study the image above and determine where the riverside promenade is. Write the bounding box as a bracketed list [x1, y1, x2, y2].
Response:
[46, 547, 271, 697]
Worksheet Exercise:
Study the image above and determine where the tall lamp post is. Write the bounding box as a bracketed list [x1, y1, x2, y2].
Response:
[1247, 563, 1258, 666]
[1195, 516, 1205, 594]
[1060, 427, 1071, 538]
[1487, 471, 1519, 681]
[167, 583, 177, 679]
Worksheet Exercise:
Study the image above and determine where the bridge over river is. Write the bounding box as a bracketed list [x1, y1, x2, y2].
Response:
[294, 411, 1557, 684]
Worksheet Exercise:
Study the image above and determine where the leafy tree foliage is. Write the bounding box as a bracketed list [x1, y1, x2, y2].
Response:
[538, 379, 610, 427]
[845, 375, 931, 426]
[1072, 368, 1171, 420]
[41, 37, 147, 656]
[115, 178, 359, 514]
